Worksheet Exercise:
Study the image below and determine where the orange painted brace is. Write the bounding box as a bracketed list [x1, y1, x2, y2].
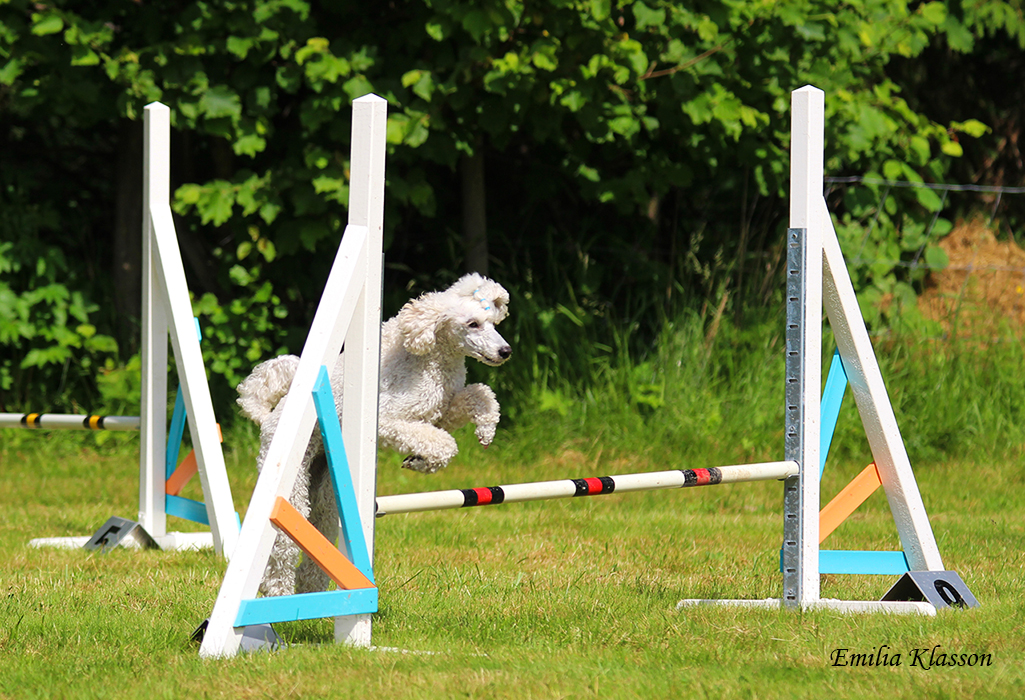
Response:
[166, 451, 198, 496]
[165, 424, 223, 496]
[269, 497, 375, 590]
[819, 463, 883, 544]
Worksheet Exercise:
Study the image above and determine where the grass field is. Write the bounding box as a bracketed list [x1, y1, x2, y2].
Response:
[0, 405, 1022, 699]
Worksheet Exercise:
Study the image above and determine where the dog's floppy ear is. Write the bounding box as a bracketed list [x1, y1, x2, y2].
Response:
[396, 296, 439, 355]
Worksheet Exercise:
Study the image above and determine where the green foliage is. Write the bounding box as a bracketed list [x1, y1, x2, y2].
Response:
[94, 354, 142, 417]
[830, 176, 954, 329]
[0, 192, 119, 412]
[190, 261, 289, 407]
[497, 306, 1025, 471]
[1, 0, 1024, 416]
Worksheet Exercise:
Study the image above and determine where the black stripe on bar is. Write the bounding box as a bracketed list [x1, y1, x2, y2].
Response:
[707, 467, 723, 484]
[571, 479, 589, 496]
[598, 476, 616, 494]
[682, 469, 698, 486]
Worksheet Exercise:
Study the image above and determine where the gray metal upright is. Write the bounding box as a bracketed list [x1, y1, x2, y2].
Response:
[784, 87, 824, 607]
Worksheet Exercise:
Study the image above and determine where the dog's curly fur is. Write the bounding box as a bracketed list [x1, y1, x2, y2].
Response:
[236, 273, 511, 597]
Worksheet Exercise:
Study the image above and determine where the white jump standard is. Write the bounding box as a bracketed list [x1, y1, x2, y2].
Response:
[677, 85, 965, 614]
[16, 102, 240, 556]
[199, 94, 387, 659]
[374, 461, 799, 517]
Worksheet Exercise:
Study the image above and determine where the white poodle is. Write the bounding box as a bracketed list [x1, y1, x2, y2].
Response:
[236, 273, 511, 596]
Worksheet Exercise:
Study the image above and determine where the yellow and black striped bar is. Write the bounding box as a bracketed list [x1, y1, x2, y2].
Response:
[0, 413, 141, 431]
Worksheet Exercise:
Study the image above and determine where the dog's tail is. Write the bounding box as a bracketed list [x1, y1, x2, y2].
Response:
[236, 355, 300, 426]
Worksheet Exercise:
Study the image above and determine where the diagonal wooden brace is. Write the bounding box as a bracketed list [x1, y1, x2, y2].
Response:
[269, 497, 375, 591]
[166, 424, 223, 496]
[819, 463, 882, 543]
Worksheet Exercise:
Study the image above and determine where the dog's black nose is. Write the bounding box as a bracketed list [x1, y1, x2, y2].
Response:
[498, 346, 512, 360]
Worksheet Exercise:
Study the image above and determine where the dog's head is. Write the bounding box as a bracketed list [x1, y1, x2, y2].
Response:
[397, 273, 512, 366]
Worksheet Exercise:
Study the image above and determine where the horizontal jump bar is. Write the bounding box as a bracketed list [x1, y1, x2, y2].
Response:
[0, 413, 141, 431]
[375, 460, 799, 517]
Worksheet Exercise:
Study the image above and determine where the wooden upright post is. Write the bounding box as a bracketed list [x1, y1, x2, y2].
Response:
[140, 104, 170, 540]
[141, 103, 239, 557]
[336, 94, 387, 647]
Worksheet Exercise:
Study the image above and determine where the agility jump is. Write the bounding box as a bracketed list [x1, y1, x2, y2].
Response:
[13, 103, 239, 557]
[198, 86, 972, 658]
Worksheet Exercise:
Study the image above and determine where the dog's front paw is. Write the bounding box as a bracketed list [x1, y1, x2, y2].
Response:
[402, 455, 443, 474]
[475, 421, 497, 448]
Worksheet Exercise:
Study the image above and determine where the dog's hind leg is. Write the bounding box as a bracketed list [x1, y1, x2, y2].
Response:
[296, 452, 339, 594]
[260, 533, 300, 597]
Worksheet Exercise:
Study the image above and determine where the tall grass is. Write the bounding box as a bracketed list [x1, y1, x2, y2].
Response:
[478, 301, 1025, 478]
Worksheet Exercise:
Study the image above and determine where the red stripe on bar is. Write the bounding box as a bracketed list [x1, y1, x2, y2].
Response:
[584, 478, 604, 495]
[473, 487, 494, 505]
[693, 469, 712, 486]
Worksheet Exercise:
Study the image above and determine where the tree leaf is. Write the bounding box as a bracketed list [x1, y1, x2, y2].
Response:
[924, 245, 949, 270]
[70, 47, 100, 67]
[462, 9, 491, 42]
[233, 133, 267, 157]
[425, 17, 451, 42]
[226, 36, 255, 60]
[590, 0, 611, 22]
[560, 91, 586, 112]
[914, 186, 943, 212]
[30, 13, 64, 37]
[919, 2, 947, 26]
[633, 3, 664, 30]
[951, 119, 990, 138]
[0, 59, 24, 86]
[200, 85, 242, 121]
[940, 140, 963, 157]
[197, 182, 236, 226]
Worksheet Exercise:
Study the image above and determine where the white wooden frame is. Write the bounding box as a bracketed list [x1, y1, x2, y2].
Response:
[200, 94, 387, 658]
[26, 104, 238, 555]
[680, 85, 943, 614]
[140, 103, 240, 556]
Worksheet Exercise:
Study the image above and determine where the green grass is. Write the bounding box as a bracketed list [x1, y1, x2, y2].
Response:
[1, 323, 1024, 698]
[1, 429, 1023, 698]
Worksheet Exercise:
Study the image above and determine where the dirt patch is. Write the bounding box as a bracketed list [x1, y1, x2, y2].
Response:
[919, 219, 1025, 339]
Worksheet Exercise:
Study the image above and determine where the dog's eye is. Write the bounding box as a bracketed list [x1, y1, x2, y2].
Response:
[467, 320, 480, 329]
